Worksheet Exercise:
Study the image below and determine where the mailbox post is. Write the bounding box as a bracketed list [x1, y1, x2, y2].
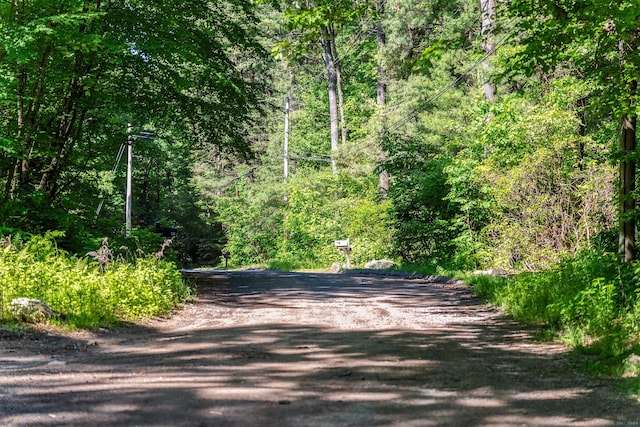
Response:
[222, 251, 231, 269]
[334, 239, 352, 269]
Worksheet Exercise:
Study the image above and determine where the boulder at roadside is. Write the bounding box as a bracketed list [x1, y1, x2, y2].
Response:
[9, 298, 56, 323]
[364, 260, 396, 270]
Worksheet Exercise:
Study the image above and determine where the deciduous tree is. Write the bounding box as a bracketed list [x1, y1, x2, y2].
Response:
[0, 0, 268, 248]
[505, 0, 640, 261]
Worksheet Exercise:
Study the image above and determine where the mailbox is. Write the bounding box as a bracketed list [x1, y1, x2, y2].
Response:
[334, 239, 352, 269]
[334, 239, 350, 248]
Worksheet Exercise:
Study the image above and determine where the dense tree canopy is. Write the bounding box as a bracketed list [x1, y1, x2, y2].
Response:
[0, 0, 268, 259]
[0, 0, 636, 271]
[505, 0, 640, 261]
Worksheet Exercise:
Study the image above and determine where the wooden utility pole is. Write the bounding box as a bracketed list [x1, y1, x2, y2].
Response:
[284, 96, 290, 182]
[376, 0, 389, 196]
[125, 124, 133, 237]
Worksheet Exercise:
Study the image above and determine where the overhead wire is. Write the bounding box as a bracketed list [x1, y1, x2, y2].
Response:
[284, 7, 482, 162]
[389, 34, 508, 134]
[283, 15, 377, 161]
[337, 32, 510, 160]
[95, 142, 128, 217]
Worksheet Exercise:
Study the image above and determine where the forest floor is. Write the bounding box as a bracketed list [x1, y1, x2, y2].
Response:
[2, 270, 640, 426]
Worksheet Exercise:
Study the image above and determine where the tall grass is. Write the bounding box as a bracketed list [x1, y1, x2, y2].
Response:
[0, 232, 191, 328]
[468, 249, 640, 359]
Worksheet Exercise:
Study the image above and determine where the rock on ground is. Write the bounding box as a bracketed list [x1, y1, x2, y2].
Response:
[8, 298, 55, 323]
[364, 259, 396, 270]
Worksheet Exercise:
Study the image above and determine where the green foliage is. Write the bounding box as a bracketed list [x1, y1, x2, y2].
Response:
[386, 152, 458, 264]
[214, 170, 393, 270]
[505, 0, 640, 118]
[503, 0, 640, 263]
[467, 249, 639, 357]
[480, 250, 640, 384]
[382, 0, 477, 78]
[215, 179, 285, 267]
[269, 0, 370, 57]
[441, 85, 616, 271]
[282, 171, 392, 268]
[0, 232, 190, 328]
[0, 0, 269, 265]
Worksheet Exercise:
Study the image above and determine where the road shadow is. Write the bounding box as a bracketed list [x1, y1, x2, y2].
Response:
[2, 271, 639, 426]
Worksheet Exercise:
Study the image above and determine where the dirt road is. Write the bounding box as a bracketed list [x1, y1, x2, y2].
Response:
[2, 270, 640, 426]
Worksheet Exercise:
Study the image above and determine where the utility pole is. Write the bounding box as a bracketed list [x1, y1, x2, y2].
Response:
[125, 124, 133, 237]
[283, 96, 291, 251]
[284, 96, 290, 182]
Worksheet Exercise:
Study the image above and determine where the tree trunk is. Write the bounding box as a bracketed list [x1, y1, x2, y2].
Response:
[376, 1, 389, 196]
[39, 48, 95, 200]
[39, 73, 82, 195]
[11, 67, 27, 195]
[480, 0, 496, 101]
[619, 111, 637, 262]
[40, 108, 88, 201]
[376, 1, 387, 107]
[10, 43, 52, 196]
[322, 27, 339, 175]
[328, 26, 347, 146]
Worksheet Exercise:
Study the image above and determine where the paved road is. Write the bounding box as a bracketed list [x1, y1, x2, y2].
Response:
[1, 270, 639, 426]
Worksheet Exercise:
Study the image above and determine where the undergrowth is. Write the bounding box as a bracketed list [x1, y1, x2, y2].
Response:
[466, 248, 640, 395]
[0, 232, 191, 329]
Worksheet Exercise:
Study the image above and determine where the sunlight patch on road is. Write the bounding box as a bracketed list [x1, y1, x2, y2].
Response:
[322, 391, 403, 401]
[456, 396, 506, 408]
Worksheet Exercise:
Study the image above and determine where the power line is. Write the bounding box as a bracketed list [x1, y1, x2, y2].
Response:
[283, 9, 484, 165]
[281, 15, 377, 113]
[289, 149, 331, 158]
[338, 33, 510, 160]
[289, 154, 332, 163]
[389, 34, 508, 135]
[203, 168, 257, 193]
[95, 142, 127, 217]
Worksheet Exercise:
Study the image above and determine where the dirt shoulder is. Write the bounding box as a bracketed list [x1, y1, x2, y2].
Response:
[1, 270, 639, 426]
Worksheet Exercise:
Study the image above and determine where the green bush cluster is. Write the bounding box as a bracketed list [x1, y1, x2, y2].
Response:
[216, 171, 394, 270]
[468, 249, 639, 355]
[383, 80, 615, 272]
[0, 232, 191, 328]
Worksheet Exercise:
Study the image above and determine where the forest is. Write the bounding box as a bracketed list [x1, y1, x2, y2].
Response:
[2, 1, 640, 372]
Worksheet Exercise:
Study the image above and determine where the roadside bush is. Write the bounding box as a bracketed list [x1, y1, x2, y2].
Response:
[279, 172, 393, 269]
[0, 232, 190, 328]
[216, 171, 394, 270]
[468, 248, 634, 355]
[215, 183, 285, 267]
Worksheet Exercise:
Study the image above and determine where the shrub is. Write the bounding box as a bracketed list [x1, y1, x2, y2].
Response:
[0, 232, 190, 328]
[216, 171, 394, 270]
[467, 248, 635, 357]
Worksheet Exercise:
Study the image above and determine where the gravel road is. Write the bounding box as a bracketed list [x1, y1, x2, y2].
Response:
[1, 270, 640, 426]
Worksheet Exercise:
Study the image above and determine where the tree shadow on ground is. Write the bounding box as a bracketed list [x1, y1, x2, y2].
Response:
[2, 271, 639, 426]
